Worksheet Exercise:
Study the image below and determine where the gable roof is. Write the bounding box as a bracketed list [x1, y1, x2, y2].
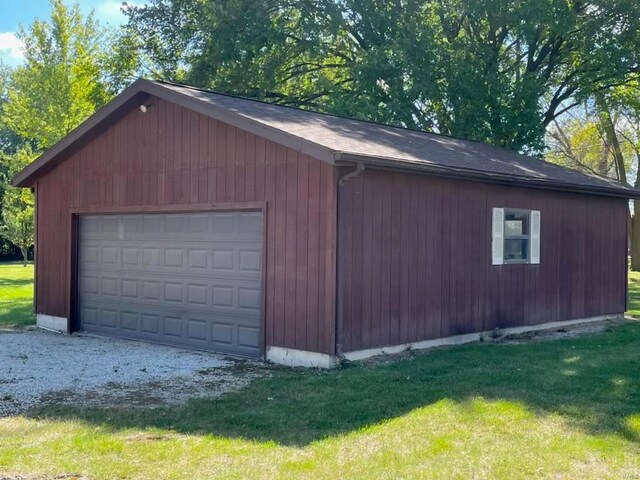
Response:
[12, 78, 640, 198]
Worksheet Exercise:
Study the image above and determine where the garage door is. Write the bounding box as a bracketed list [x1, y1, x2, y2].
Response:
[77, 211, 263, 358]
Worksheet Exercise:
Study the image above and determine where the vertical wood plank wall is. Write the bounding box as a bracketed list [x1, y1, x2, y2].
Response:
[340, 169, 628, 352]
[34, 96, 337, 354]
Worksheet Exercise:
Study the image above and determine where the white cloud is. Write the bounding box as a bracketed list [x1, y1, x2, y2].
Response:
[0, 32, 24, 64]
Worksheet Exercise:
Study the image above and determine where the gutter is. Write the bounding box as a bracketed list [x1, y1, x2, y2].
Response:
[334, 152, 640, 200]
[335, 162, 365, 359]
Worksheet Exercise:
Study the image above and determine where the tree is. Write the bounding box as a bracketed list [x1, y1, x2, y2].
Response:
[0, 63, 25, 155]
[2, 0, 137, 150]
[0, 146, 37, 266]
[1, 187, 34, 267]
[546, 107, 630, 180]
[124, 0, 640, 152]
[0, 62, 30, 258]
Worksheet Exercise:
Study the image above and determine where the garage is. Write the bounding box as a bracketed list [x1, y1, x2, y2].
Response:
[77, 211, 263, 358]
[12, 78, 637, 367]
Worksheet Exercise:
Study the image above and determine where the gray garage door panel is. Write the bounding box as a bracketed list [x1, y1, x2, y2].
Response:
[78, 212, 263, 358]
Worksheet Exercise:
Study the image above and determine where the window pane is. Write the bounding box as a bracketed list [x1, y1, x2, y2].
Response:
[504, 212, 529, 235]
[505, 220, 524, 236]
[504, 239, 529, 261]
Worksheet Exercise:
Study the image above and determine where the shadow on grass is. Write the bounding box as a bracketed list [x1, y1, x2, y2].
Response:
[27, 322, 640, 447]
[0, 277, 33, 288]
[0, 302, 35, 326]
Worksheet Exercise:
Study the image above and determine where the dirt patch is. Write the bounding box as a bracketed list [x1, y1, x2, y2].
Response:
[354, 317, 633, 367]
[0, 325, 38, 334]
[38, 361, 266, 410]
[493, 318, 628, 344]
[0, 330, 263, 416]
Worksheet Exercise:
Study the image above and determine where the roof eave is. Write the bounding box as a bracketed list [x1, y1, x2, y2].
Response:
[335, 152, 640, 199]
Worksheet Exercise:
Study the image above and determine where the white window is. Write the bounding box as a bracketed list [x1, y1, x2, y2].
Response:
[492, 208, 540, 265]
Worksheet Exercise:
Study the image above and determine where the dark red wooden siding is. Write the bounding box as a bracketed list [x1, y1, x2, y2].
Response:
[34, 96, 337, 354]
[340, 169, 628, 352]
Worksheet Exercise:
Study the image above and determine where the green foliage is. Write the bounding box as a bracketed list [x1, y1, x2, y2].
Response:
[1, 188, 34, 267]
[547, 118, 610, 175]
[1, 144, 36, 180]
[101, 26, 144, 93]
[0, 146, 34, 257]
[0, 64, 26, 156]
[0, 147, 36, 265]
[3, 1, 109, 149]
[0, 64, 29, 257]
[2, 0, 140, 151]
[125, 0, 640, 152]
[546, 88, 640, 184]
[607, 83, 640, 175]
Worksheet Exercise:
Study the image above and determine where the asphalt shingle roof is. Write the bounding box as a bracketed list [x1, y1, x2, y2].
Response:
[159, 81, 637, 197]
[13, 78, 639, 198]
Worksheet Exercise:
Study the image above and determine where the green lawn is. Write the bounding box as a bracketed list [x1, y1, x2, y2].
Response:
[0, 261, 34, 326]
[2, 265, 640, 478]
[627, 270, 640, 317]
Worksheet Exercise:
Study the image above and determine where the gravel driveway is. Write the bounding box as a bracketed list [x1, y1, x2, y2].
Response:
[0, 329, 259, 416]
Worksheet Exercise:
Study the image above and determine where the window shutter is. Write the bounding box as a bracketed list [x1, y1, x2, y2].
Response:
[530, 210, 541, 264]
[492, 208, 504, 265]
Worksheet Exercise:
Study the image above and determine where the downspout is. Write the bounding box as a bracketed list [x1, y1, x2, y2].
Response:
[335, 162, 365, 360]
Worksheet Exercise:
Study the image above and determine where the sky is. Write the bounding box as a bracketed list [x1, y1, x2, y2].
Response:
[0, 0, 135, 66]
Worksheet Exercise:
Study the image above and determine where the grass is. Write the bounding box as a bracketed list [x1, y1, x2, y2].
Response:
[1, 264, 640, 478]
[627, 270, 640, 317]
[0, 261, 34, 326]
[1, 322, 640, 479]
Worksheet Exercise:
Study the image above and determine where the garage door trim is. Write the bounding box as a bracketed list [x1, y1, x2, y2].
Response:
[68, 201, 267, 358]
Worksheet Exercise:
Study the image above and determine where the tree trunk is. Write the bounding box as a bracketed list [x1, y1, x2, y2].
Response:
[596, 95, 628, 184]
[21, 247, 27, 267]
